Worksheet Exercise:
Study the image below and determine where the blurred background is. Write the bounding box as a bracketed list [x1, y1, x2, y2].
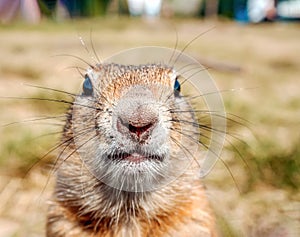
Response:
[0, 0, 299, 236]
[1, 0, 300, 23]
[0, 0, 300, 23]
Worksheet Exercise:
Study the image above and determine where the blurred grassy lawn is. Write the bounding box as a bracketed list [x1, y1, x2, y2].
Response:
[0, 18, 299, 236]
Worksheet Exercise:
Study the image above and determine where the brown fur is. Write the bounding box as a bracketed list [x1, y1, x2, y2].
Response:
[47, 63, 217, 236]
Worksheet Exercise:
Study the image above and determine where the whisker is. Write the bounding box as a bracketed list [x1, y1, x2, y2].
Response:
[52, 54, 94, 69]
[168, 28, 179, 65]
[169, 118, 224, 135]
[170, 124, 225, 153]
[216, 152, 241, 194]
[0, 96, 102, 111]
[22, 83, 103, 106]
[33, 130, 64, 140]
[169, 127, 200, 147]
[1, 115, 66, 127]
[38, 134, 79, 198]
[176, 61, 211, 73]
[224, 137, 251, 173]
[63, 65, 86, 76]
[169, 109, 249, 127]
[179, 87, 257, 104]
[171, 26, 216, 67]
[89, 28, 102, 64]
[178, 66, 210, 87]
[183, 127, 241, 192]
[30, 120, 99, 179]
[170, 136, 201, 168]
[22, 83, 78, 98]
[51, 126, 98, 174]
[170, 120, 242, 191]
[78, 34, 98, 65]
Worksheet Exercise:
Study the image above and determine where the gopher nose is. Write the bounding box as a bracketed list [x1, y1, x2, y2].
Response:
[115, 86, 159, 142]
[116, 103, 158, 142]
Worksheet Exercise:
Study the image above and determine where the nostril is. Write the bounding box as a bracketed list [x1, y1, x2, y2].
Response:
[128, 123, 153, 137]
[117, 117, 155, 139]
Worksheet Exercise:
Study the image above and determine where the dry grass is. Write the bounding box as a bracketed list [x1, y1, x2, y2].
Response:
[0, 18, 299, 236]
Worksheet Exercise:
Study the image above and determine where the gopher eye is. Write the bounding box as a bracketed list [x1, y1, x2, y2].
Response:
[82, 74, 93, 96]
[174, 77, 181, 97]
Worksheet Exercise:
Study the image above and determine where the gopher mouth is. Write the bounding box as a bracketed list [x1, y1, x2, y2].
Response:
[108, 152, 164, 163]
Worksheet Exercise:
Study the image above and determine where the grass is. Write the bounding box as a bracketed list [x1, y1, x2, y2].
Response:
[0, 125, 59, 177]
[253, 138, 300, 190]
[0, 18, 299, 236]
[0, 65, 41, 80]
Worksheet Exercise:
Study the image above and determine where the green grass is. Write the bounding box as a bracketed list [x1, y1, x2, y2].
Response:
[0, 125, 59, 177]
[253, 138, 300, 190]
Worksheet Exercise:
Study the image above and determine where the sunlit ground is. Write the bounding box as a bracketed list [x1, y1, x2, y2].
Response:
[0, 18, 299, 237]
